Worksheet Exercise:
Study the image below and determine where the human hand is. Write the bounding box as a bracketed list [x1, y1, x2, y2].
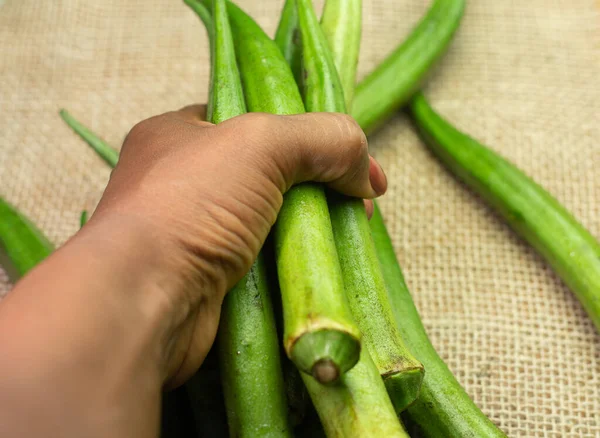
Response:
[93, 105, 387, 385]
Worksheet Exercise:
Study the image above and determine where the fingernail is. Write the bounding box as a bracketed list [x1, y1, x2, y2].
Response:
[369, 156, 387, 196]
[364, 199, 374, 219]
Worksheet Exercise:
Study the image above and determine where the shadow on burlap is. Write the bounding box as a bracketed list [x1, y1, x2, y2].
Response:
[0, 0, 598, 436]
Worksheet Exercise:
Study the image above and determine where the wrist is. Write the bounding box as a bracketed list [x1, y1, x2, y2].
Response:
[0, 210, 192, 436]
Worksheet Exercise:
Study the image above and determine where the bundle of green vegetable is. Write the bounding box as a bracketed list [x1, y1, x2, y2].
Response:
[1, 0, 598, 436]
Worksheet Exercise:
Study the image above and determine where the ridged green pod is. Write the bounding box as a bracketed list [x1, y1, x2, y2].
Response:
[196, 1, 293, 435]
[0, 197, 54, 280]
[302, 347, 411, 438]
[206, 0, 245, 122]
[223, 0, 361, 383]
[352, 0, 465, 134]
[274, 0, 302, 86]
[320, 0, 362, 107]
[370, 202, 506, 437]
[296, 0, 423, 411]
[410, 93, 600, 331]
[218, 254, 292, 437]
[345, 1, 500, 430]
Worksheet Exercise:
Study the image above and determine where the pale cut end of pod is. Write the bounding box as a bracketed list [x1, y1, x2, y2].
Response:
[312, 359, 339, 384]
[383, 367, 425, 412]
[290, 329, 361, 384]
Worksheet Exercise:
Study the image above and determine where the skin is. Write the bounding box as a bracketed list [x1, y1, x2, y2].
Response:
[0, 106, 385, 438]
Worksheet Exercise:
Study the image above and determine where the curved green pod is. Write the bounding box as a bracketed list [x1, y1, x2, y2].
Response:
[410, 93, 600, 331]
[206, 0, 245, 123]
[351, 0, 465, 134]
[204, 2, 292, 435]
[0, 197, 54, 280]
[296, 0, 423, 411]
[328, 195, 424, 411]
[302, 347, 410, 438]
[222, 0, 361, 383]
[370, 202, 506, 437]
[59, 109, 119, 168]
[320, 0, 362, 107]
[274, 0, 302, 86]
[296, 0, 345, 114]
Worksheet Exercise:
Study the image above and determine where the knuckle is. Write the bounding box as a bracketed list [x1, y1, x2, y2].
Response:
[344, 131, 368, 169]
[231, 112, 275, 136]
[126, 115, 163, 142]
[335, 113, 363, 138]
[328, 113, 367, 164]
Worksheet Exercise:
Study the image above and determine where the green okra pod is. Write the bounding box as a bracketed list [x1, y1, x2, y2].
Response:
[370, 201, 506, 437]
[409, 93, 600, 331]
[218, 254, 292, 437]
[296, 0, 423, 411]
[0, 197, 54, 279]
[221, 0, 361, 383]
[202, 1, 293, 435]
[302, 347, 411, 438]
[320, 0, 362, 107]
[274, 0, 302, 86]
[206, 0, 244, 122]
[59, 109, 120, 167]
[352, 0, 465, 134]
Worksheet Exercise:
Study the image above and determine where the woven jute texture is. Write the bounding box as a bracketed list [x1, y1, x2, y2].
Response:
[1, 0, 599, 436]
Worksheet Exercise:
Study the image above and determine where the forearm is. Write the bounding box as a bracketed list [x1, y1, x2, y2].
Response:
[0, 212, 195, 438]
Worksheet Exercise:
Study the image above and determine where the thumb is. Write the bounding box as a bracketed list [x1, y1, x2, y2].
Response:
[221, 112, 387, 199]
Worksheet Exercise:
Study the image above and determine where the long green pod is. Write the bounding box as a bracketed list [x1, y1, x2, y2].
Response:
[0, 197, 54, 280]
[351, 0, 465, 134]
[274, 0, 302, 86]
[206, 0, 244, 121]
[320, 0, 362, 107]
[370, 202, 506, 437]
[410, 93, 600, 330]
[218, 0, 361, 383]
[219, 255, 292, 437]
[296, 0, 423, 411]
[206, 0, 243, 122]
[205, 2, 292, 435]
[302, 347, 410, 438]
[59, 109, 120, 168]
[296, 0, 345, 113]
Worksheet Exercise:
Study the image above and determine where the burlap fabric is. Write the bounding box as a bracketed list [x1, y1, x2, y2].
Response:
[1, 0, 598, 435]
